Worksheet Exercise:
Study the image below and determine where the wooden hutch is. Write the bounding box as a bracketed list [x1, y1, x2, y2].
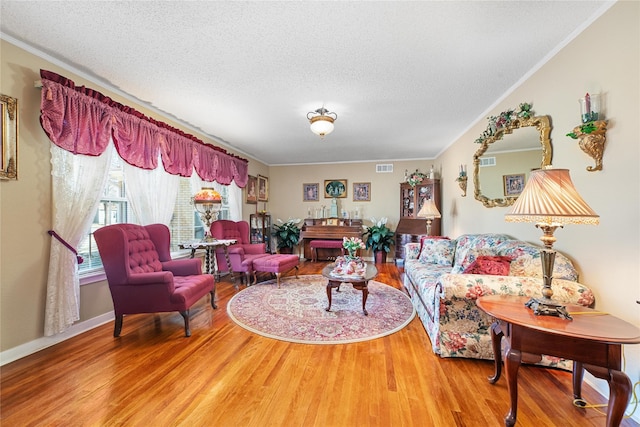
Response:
[395, 179, 441, 263]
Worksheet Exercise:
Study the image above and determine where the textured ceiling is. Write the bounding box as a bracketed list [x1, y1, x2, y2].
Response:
[1, 1, 611, 165]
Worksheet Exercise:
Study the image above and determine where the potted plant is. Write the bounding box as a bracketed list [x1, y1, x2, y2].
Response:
[272, 217, 301, 254]
[362, 217, 394, 264]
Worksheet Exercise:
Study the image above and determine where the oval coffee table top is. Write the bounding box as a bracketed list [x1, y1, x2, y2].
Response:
[321, 262, 378, 283]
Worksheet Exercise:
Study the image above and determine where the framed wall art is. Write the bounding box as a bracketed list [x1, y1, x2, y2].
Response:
[246, 175, 258, 204]
[503, 174, 525, 196]
[353, 182, 370, 201]
[257, 175, 269, 202]
[324, 179, 347, 198]
[303, 183, 319, 202]
[1, 94, 18, 180]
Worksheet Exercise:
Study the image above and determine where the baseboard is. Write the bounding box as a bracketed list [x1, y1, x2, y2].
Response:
[0, 312, 114, 366]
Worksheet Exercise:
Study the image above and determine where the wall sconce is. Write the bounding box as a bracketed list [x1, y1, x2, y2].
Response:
[566, 93, 608, 172]
[456, 164, 467, 197]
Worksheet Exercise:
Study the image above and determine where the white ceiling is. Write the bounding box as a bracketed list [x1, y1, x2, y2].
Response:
[1, 1, 611, 166]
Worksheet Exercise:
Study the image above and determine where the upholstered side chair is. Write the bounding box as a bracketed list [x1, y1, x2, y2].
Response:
[94, 223, 216, 337]
[210, 220, 269, 284]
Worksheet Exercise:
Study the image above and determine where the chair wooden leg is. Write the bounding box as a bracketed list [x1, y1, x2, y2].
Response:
[114, 314, 123, 337]
[180, 310, 191, 337]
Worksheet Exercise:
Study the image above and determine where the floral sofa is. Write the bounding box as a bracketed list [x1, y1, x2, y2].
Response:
[403, 233, 595, 370]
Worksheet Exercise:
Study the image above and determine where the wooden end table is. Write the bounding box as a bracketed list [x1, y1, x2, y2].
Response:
[322, 263, 378, 315]
[180, 239, 237, 286]
[477, 295, 640, 427]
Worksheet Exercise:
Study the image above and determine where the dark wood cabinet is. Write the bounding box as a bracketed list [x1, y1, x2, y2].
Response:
[396, 179, 441, 264]
[250, 213, 272, 253]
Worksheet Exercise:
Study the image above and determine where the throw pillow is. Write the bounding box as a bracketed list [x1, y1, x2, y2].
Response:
[418, 235, 450, 257]
[463, 255, 513, 276]
[418, 238, 455, 266]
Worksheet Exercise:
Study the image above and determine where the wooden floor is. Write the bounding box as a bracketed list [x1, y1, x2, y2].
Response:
[2, 261, 637, 427]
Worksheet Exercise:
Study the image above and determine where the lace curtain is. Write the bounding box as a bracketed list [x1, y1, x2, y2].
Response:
[190, 175, 241, 221]
[40, 69, 249, 335]
[123, 155, 180, 225]
[45, 144, 114, 336]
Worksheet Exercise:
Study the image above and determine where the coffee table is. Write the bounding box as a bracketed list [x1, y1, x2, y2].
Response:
[322, 263, 378, 315]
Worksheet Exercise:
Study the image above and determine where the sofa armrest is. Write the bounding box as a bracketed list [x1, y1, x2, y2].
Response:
[437, 273, 595, 307]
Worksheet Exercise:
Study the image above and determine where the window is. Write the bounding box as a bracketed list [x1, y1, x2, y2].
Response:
[78, 156, 232, 274]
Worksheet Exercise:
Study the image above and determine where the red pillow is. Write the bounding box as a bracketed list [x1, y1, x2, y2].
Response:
[463, 256, 512, 276]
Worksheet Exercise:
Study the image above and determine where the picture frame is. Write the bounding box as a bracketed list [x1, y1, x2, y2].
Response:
[245, 175, 258, 204]
[503, 174, 525, 196]
[1, 94, 18, 180]
[324, 179, 347, 198]
[353, 182, 371, 201]
[303, 183, 319, 202]
[257, 175, 269, 202]
[326, 218, 339, 226]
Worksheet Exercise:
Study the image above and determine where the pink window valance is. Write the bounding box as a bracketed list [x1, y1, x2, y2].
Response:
[39, 69, 248, 187]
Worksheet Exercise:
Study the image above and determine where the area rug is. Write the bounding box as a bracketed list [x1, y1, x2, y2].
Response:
[227, 274, 415, 344]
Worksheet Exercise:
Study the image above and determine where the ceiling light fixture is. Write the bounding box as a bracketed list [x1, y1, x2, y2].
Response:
[307, 107, 337, 138]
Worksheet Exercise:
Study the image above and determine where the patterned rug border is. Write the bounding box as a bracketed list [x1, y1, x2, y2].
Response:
[227, 274, 416, 345]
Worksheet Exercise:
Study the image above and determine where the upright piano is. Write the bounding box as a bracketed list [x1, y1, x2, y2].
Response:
[300, 218, 363, 260]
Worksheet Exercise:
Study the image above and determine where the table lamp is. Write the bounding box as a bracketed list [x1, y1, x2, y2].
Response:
[505, 168, 599, 319]
[417, 199, 441, 236]
[192, 188, 222, 238]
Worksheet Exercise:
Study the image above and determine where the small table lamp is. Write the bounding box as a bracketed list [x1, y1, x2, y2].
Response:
[193, 188, 223, 237]
[417, 199, 441, 236]
[505, 168, 599, 319]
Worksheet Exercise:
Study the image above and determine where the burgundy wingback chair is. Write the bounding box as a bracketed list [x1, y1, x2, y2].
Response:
[210, 220, 269, 283]
[94, 223, 216, 337]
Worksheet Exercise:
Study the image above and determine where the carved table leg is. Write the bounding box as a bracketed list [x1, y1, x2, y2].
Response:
[204, 248, 212, 275]
[584, 363, 633, 427]
[326, 280, 339, 312]
[504, 342, 522, 427]
[221, 246, 237, 289]
[488, 321, 504, 384]
[606, 369, 633, 427]
[359, 281, 369, 315]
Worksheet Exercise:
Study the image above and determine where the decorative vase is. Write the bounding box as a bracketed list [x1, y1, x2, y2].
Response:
[374, 251, 387, 264]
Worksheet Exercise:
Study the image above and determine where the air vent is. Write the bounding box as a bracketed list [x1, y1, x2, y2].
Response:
[479, 157, 496, 167]
[376, 164, 393, 173]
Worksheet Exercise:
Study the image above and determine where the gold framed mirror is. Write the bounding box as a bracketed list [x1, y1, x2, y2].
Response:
[473, 107, 552, 208]
[1, 94, 18, 180]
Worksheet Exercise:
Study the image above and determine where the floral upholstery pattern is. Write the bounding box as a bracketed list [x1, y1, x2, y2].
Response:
[418, 238, 456, 266]
[450, 233, 511, 273]
[403, 233, 595, 370]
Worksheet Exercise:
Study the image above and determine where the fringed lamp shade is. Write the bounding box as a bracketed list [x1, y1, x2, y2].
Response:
[504, 168, 598, 319]
[505, 168, 599, 228]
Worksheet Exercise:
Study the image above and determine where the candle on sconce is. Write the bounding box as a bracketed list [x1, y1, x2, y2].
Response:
[579, 92, 600, 123]
[585, 93, 591, 116]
